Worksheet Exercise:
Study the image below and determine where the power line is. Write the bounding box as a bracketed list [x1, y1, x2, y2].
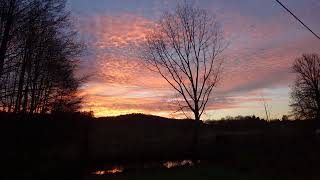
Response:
[275, 0, 320, 40]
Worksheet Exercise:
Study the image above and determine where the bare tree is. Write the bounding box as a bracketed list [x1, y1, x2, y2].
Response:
[141, 3, 225, 155]
[290, 53, 320, 119]
[0, 0, 85, 113]
[0, 0, 18, 77]
[260, 93, 271, 121]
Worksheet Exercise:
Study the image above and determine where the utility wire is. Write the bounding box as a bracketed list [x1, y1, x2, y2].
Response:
[275, 0, 320, 40]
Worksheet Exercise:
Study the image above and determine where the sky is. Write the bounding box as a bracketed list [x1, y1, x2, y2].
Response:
[67, 0, 320, 119]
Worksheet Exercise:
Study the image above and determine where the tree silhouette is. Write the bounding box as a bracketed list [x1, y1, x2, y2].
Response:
[141, 2, 225, 156]
[0, 0, 85, 113]
[290, 53, 320, 119]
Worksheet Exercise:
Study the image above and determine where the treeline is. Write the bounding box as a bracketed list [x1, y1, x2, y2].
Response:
[0, 0, 84, 113]
[205, 115, 320, 132]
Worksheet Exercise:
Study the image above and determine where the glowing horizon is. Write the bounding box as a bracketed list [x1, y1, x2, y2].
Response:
[69, 0, 320, 119]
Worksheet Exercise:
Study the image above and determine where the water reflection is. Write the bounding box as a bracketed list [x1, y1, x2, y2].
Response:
[91, 160, 197, 175]
[163, 160, 193, 168]
[92, 167, 124, 175]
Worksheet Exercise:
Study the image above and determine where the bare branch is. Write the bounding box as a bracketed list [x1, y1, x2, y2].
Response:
[141, 2, 225, 121]
[290, 53, 320, 119]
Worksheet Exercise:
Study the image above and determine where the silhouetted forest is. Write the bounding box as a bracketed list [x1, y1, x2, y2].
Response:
[0, 0, 84, 113]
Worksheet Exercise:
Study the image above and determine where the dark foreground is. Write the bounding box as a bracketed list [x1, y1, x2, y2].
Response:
[0, 112, 319, 179]
[85, 164, 319, 180]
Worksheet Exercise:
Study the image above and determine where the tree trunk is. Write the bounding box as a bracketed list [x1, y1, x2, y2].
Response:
[314, 88, 320, 120]
[191, 110, 200, 163]
[0, 0, 15, 77]
[14, 57, 27, 112]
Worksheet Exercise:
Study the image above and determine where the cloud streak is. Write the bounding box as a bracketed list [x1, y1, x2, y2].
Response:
[73, 1, 320, 119]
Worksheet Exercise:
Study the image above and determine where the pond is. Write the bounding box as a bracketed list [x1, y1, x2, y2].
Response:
[92, 160, 199, 175]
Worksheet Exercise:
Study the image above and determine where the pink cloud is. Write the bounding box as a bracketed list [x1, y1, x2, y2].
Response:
[76, 8, 320, 118]
[76, 13, 154, 49]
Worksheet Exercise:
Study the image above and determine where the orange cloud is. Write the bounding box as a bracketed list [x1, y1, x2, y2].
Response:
[75, 9, 320, 119]
[77, 13, 154, 49]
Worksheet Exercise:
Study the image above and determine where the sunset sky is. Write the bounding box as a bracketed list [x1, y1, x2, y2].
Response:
[67, 0, 320, 119]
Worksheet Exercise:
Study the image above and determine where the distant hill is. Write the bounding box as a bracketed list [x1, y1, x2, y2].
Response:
[96, 113, 193, 122]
